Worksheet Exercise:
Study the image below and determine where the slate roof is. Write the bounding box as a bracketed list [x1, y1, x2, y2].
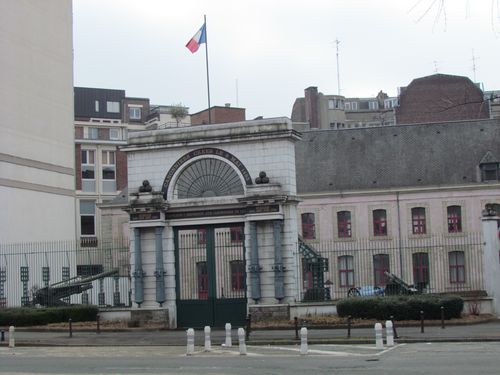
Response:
[295, 119, 500, 194]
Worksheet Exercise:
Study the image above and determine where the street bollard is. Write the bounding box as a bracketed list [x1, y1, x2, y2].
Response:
[204, 326, 211, 351]
[224, 323, 232, 347]
[300, 327, 308, 355]
[1, 330, 4, 342]
[347, 315, 352, 339]
[441, 306, 445, 329]
[8, 326, 15, 348]
[96, 314, 101, 334]
[390, 315, 399, 339]
[294, 317, 299, 340]
[420, 311, 425, 333]
[186, 328, 195, 356]
[385, 320, 394, 347]
[69, 318, 73, 338]
[238, 328, 247, 355]
[375, 323, 383, 349]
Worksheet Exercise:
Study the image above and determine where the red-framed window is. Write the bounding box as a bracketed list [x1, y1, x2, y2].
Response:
[412, 252, 429, 286]
[373, 209, 387, 236]
[337, 211, 352, 238]
[197, 228, 207, 245]
[411, 207, 427, 235]
[301, 213, 316, 240]
[449, 251, 465, 284]
[230, 260, 245, 291]
[196, 261, 208, 299]
[338, 255, 354, 287]
[230, 227, 243, 243]
[373, 254, 390, 287]
[447, 205, 462, 233]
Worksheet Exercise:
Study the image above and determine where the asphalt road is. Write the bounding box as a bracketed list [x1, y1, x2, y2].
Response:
[1, 342, 500, 375]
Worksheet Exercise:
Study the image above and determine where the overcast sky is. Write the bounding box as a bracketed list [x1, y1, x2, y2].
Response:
[73, 0, 500, 120]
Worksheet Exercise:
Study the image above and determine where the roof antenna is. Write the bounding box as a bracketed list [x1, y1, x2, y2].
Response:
[335, 38, 341, 95]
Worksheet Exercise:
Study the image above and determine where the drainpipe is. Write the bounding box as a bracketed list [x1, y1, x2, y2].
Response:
[249, 222, 261, 302]
[272, 220, 285, 301]
[154, 226, 166, 306]
[133, 228, 144, 306]
[396, 192, 403, 276]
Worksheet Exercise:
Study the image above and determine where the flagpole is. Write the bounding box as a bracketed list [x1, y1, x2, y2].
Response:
[204, 15, 212, 124]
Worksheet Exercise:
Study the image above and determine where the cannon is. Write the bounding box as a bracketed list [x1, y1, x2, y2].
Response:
[383, 271, 420, 295]
[33, 268, 119, 306]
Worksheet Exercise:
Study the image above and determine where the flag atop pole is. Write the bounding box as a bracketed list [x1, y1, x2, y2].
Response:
[186, 23, 206, 53]
[186, 16, 212, 124]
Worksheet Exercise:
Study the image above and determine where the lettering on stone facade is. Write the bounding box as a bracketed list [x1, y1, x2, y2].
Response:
[130, 212, 161, 221]
[165, 205, 279, 220]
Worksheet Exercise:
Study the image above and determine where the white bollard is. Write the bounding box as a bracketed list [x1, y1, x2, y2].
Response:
[238, 327, 247, 355]
[300, 327, 308, 355]
[186, 328, 195, 356]
[224, 323, 232, 347]
[8, 326, 15, 348]
[385, 320, 394, 347]
[204, 326, 211, 351]
[375, 322, 384, 349]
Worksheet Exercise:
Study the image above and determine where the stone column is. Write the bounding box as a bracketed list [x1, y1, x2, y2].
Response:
[248, 221, 261, 302]
[481, 214, 500, 315]
[272, 220, 285, 301]
[133, 228, 144, 306]
[154, 226, 166, 306]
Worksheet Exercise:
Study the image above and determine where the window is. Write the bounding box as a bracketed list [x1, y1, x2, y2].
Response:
[351, 102, 358, 110]
[129, 107, 142, 120]
[337, 211, 352, 238]
[338, 255, 354, 287]
[84, 127, 98, 140]
[230, 227, 243, 243]
[481, 163, 499, 181]
[301, 213, 316, 240]
[369, 101, 379, 110]
[449, 251, 465, 283]
[196, 261, 208, 299]
[345, 102, 351, 110]
[412, 252, 429, 289]
[197, 228, 207, 245]
[328, 99, 335, 109]
[77, 264, 103, 277]
[94, 100, 100, 112]
[81, 149, 96, 192]
[447, 205, 462, 233]
[230, 260, 245, 291]
[80, 200, 95, 236]
[109, 128, 120, 140]
[373, 209, 387, 236]
[102, 150, 116, 192]
[411, 207, 426, 234]
[106, 101, 120, 113]
[373, 254, 390, 287]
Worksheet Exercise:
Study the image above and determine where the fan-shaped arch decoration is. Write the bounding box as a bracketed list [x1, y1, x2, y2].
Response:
[175, 158, 244, 198]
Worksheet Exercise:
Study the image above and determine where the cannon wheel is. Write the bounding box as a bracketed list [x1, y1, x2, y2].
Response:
[347, 287, 360, 297]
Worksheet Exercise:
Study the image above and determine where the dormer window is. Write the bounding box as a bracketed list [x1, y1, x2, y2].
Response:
[481, 163, 500, 181]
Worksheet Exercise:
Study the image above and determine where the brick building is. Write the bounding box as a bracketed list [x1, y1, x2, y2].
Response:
[190, 105, 246, 125]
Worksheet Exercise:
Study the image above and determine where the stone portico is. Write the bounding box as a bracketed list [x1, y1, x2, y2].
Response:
[121, 118, 302, 328]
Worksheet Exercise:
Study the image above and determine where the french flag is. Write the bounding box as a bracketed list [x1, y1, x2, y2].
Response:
[186, 23, 206, 53]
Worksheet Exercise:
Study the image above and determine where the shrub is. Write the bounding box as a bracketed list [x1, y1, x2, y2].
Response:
[0, 305, 99, 327]
[336, 294, 463, 320]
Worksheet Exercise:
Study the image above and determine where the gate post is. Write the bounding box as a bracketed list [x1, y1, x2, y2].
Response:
[481, 207, 500, 315]
[272, 220, 285, 301]
[154, 227, 166, 306]
[249, 222, 261, 302]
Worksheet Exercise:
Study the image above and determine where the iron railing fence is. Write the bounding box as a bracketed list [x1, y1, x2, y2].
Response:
[299, 232, 485, 301]
[0, 239, 131, 308]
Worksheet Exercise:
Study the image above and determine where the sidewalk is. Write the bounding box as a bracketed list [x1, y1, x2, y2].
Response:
[2, 320, 500, 347]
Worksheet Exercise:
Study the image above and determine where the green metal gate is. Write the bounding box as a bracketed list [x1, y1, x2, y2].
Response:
[175, 224, 247, 328]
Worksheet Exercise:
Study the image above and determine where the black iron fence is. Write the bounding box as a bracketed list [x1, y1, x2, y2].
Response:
[299, 232, 485, 301]
[0, 239, 130, 308]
